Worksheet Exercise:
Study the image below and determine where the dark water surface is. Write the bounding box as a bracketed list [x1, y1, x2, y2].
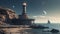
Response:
[24, 29, 60, 34]
[22, 23, 60, 34]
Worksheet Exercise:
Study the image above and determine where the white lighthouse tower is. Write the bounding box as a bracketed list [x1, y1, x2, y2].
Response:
[22, 2, 27, 14]
[22, 2, 28, 19]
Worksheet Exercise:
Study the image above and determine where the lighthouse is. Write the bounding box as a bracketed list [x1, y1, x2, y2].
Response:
[18, 2, 35, 25]
[22, 2, 28, 19]
[22, 2, 26, 14]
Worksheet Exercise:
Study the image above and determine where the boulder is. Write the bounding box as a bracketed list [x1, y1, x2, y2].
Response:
[50, 29, 59, 33]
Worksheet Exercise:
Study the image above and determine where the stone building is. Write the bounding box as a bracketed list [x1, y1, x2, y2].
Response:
[17, 2, 35, 25]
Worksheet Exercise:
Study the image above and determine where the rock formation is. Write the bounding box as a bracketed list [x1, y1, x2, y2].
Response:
[0, 7, 18, 25]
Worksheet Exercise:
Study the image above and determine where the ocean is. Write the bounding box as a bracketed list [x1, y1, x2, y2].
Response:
[21, 23, 60, 34]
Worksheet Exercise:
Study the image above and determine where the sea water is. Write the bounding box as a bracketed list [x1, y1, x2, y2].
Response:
[23, 23, 60, 34]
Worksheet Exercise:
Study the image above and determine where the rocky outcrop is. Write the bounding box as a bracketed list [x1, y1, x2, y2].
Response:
[0, 8, 19, 25]
[6, 9, 18, 19]
[50, 29, 59, 33]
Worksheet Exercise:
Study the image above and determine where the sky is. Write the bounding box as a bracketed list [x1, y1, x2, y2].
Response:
[0, 0, 60, 23]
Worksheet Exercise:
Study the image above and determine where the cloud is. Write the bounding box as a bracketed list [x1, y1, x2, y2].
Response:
[32, 15, 47, 23]
[32, 15, 60, 23]
[33, 15, 46, 18]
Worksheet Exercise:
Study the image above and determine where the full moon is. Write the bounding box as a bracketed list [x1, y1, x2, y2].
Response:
[12, 5, 15, 8]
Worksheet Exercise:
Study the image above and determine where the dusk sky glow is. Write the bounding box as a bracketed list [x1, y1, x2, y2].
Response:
[0, 0, 60, 23]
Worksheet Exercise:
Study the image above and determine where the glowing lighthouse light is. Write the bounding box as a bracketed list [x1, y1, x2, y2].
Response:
[23, 2, 27, 6]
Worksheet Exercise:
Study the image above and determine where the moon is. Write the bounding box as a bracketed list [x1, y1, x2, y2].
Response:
[12, 5, 15, 8]
[43, 10, 47, 15]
